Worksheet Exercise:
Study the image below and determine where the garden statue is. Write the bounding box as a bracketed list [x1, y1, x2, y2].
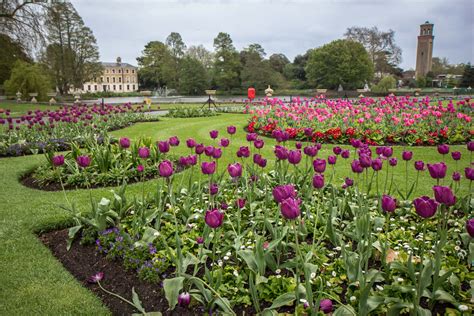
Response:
[16, 91, 22, 103]
[29, 93, 38, 103]
[338, 84, 343, 92]
[363, 82, 370, 92]
[74, 92, 81, 104]
[265, 85, 274, 97]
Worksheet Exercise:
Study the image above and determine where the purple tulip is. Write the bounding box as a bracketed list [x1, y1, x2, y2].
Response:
[201, 161, 216, 175]
[451, 151, 461, 161]
[341, 149, 350, 159]
[381, 195, 397, 213]
[433, 185, 456, 206]
[402, 151, 413, 161]
[220, 138, 230, 147]
[304, 127, 313, 137]
[186, 138, 196, 148]
[52, 155, 65, 167]
[274, 145, 289, 160]
[227, 163, 242, 178]
[138, 147, 150, 159]
[345, 177, 354, 187]
[272, 184, 297, 203]
[319, 299, 333, 314]
[413, 196, 438, 218]
[304, 146, 318, 157]
[196, 237, 204, 244]
[254, 139, 264, 149]
[119, 137, 130, 149]
[158, 141, 170, 153]
[350, 139, 362, 148]
[312, 174, 325, 189]
[246, 133, 258, 142]
[295, 142, 302, 150]
[77, 155, 91, 168]
[466, 219, 474, 237]
[178, 292, 191, 307]
[210, 130, 219, 139]
[437, 144, 449, 155]
[179, 156, 189, 166]
[258, 157, 267, 168]
[280, 197, 301, 220]
[227, 125, 236, 135]
[87, 272, 104, 284]
[253, 153, 262, 165]
[382, 147, 393, 158]
[414, 160, 425, 171]
[205, 209, 224, 228]
[351, 159, 363, 173]
[195, 143, 205, 155]
[237, 198, 246, 209]
[359, 154, 372, 168]
[237, 146, 250, 158]
[376, 147, 384, 156]
[209, 183, 218, 195]
[328, 155, 337, 165]
[313, 158, 326, 173]
[169, 136, 180, 147]
[467, 141, 474, 152]
[389, 157, 398, 167]
[137, 164, 144, 173]
[204, 146, 214, 157]
[371, 158, 383, 171]
[333, 146, 342, 155]
[288, 150, 302, 165]
[158, 160, 173, 178]
[212, 148, 222, 159]
[452, 172, 461, 182]
[465, 167, 474, 180]
[427, 162, 447, 179]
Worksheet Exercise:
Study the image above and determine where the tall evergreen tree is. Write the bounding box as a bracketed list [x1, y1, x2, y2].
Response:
[212, 32, 241, 91]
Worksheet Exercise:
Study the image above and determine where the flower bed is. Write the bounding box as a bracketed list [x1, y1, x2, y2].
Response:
[165, 108, 219, 118]
[0, 103, 156, 157]
[26, 136, 184, 190]
[245, 96, 473, 145]
[59, 128, 473, 315]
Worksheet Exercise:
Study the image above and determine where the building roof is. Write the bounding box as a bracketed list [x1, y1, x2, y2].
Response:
[101, 62, 137, 68]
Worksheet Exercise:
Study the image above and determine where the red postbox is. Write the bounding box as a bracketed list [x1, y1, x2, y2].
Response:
[247, 87, 256, 101]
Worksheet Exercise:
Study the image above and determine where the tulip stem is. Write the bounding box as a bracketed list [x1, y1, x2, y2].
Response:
[97, 281, 138, 312]
[293, 222, 302, 311]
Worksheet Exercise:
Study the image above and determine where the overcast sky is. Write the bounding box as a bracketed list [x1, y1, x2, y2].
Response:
[71, 0, 473, 70]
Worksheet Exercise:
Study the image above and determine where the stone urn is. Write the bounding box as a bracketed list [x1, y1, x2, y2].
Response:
[29, 92, 38, 103]
[265, 85, 274, 97]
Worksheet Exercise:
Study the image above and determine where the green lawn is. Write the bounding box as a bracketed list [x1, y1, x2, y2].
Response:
[0, 103, 63, 117]
[0, 113, 471, 314]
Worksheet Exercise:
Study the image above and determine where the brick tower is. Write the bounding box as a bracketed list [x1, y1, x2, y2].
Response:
[415, 21, 434, 77]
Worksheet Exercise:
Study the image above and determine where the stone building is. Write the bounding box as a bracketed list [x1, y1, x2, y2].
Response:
[415, 21, 434, 78]
[82, 57, 138, 93]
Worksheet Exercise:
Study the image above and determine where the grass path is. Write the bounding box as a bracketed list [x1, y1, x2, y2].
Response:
[0, 113, 471, 314]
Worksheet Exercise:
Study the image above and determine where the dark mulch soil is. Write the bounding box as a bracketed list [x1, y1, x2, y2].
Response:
[39, 229, 201, 315]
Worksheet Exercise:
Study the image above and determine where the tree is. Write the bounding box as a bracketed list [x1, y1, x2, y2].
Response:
[431, 57, 450, 76]
[136, 41, 175, 90]
[0, 0, 48, 55]
[178, 56, 208, 95]
[42, 2, 102, 94]
[240, 45, 284, 90]
[186, 45, 214, 70]
[166, 32, 187, 59]
[269, 53, 290, 74]
[0, 34, 31, 84]
[306, 39, 374, 90]
[371, 75, 396, 93]
[460, 63, 474, 87]
[4, 60, 52, 101]
[212, 32, 241, 91]
[344, 26, 402, 76]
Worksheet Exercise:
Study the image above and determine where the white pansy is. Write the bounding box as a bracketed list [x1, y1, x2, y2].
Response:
[350, 296, 357, 302]
[458, 305, 468, 311]
[275, 269, 281, 274]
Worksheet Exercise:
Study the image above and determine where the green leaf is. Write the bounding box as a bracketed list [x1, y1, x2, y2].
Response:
[416, 307, 432, 316]
[433, 289, 458, 305]
[132, 287, 146, 314]
[366, 296, 385, 313]
[387, 302, 413, 316]
[264, 292, 295, 310]
[237, 250, 258, 273]
[66, 225, 82, 251]
[333, 305, 357, 316]
[163, 277, 185, 310]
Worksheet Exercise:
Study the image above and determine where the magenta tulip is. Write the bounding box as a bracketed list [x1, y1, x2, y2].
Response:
[427, 162, 447, 179]
[138, 147, 150, 159]
[413, 196, 438, 218]
[119, 137, 130, 149]
[451, 151, 461, 161]
[272, 184, 297, 203]
[280, 197, 300, 220]
[205, 209, 224, 228]
[381, 195, 397, 212]
[178, 292, 191, 307]
[328, 155, 337, 165]
[319, 299, 333, 314]
[227, 125, 236, 135]
[437, 144, 449, 155]
[210, 130, 219, 139]
[220, 138, 230, 147]
[402, 151, 413, 161]
[254, 139, 264, 149]
[433, 185, 456, 206]
[186, 138, 196, 148]
[465, 167, 474, 180]
[77, 155, 91, 168]
[312, 174, 325, 189]
[52, 155, 65, 167]
[313, 158, 326, 173]
[414, 160, 425, 171]
[158, 141, 170, 153]
[288, 150, 302, 164]
[169, 136, 180, 147]
[201, 161, 216, 175]
[158, 160, 173, 178]
[466, 219, 474, 237]
[227, 163, 242, 178]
